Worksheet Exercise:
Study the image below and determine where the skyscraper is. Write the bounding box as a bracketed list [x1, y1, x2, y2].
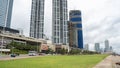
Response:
[84, 44, 89, 50]
[104, 40, 110, 52]
[109, 46, 113, 52]
[69, 10, 83, 48]
[0, 0, 13, 28]
[52, 0, 68, 45]
[30, 0, 45, 39]
[95, 43, 100, 52]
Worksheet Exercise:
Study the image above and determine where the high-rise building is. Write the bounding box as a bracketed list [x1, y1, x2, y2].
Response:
[104, 40, 109, 52]
[95, 43, 100, 52]
[52, 0, 68, 45]
[30, 0, 45, 39]
[84, 44, 89, 50]
[69, 10, 83, 48]
[0, 0, 13, 28]
[109, 46, 113, 52]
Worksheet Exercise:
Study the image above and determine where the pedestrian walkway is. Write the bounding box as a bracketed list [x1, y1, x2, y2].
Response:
[93, 55, 120, 68]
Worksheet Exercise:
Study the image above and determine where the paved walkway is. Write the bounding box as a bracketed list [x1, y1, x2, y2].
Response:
[93, 55, 120, 68]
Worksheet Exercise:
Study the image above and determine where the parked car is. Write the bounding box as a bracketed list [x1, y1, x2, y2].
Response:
[28, 51, 37, 56]
[10, 54, 16, 57]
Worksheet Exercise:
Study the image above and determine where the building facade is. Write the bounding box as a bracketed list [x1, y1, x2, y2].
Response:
[30, 0, 45, 39]
[52, 0, 68, 45]
[69, 10, 83, 48]
[0, 32, 42, 51]
[95, 43, 100, 52]
[84, 44, 89, 50]
[104, 40, 110, 52]
[0, 0, 13, 28]
[109, 46, 113, 52]
[0, 26, 19, 34]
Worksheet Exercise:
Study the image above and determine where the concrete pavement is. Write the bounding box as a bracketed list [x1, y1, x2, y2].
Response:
[93, 55, 120, 68]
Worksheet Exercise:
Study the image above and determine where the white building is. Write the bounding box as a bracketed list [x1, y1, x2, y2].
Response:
[104, 40, 110, 52]
[95, 43, 100, 52]
[52, 0, 68, 45]
[30, 0, 45, 39]
[84, 44, 89, 50]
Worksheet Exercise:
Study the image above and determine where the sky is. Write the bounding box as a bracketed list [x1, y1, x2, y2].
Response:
[11, 0, 120, 53]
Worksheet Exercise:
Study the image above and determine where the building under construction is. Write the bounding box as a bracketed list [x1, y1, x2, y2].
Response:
[68, 10, 83, 49]
[68, 22, 77, 47]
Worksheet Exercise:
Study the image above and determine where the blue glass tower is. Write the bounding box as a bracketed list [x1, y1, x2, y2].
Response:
[0, 0, 13, 28]
[69, 10, 83, 49]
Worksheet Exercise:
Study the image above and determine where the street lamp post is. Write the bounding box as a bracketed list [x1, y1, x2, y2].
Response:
[37, 40, 39, 53]
[12, 47, 14, 54]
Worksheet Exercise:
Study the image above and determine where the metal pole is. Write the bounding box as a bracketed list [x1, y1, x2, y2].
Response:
[12, 40, 14, 54]
[37, 40, 39, 53]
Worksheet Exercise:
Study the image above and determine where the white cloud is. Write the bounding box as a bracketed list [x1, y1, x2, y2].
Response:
[11, 0, 31, 36]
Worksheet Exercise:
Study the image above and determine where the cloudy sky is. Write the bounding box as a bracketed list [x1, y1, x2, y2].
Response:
[11, 0, 120, 52]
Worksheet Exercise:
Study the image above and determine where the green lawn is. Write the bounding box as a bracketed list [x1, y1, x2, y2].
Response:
[0, 55, 108, 68]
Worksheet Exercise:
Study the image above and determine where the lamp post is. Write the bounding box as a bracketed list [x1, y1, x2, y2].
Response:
[12, 47, 14, 54]
[37, 39, 40, 53]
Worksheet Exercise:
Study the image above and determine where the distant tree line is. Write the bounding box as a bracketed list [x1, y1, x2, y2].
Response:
[43, 48, 99, 55]
[68, 48, 99, 55]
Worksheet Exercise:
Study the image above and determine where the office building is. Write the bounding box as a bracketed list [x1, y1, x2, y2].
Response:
[84, 44, 89, 50]
[52, 0, 68, 45]
[30, 0, 45, 39]
[69, 10, 83, 48]
[0, 0, 13, 28]
[100, 48, 104, 53]
[104, 40, 109, 52]
[95, 43, 100, 52]
[0, 26, 19, 34]
[109, 46, 113, 52]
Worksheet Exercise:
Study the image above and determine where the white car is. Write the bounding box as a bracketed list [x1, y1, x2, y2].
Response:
[28, 51, 37, 56]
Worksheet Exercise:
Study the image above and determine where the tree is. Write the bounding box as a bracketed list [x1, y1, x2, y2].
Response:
[6, 41, 38, 54]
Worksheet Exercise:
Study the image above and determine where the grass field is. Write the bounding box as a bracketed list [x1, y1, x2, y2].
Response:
[0, 55, 108, 68]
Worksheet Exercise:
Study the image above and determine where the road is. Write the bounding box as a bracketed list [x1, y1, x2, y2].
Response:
[0, 54, 41, 61]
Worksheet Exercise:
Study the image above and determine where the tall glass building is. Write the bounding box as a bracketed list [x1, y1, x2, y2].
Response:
[52, 0, 68, 45]
[30, 0, 45, 39]
[104, 40, 109, 52]
[84, 44, 89, 50]
[95, 43, 100, 52]
[69, 10, 83, 48]
[0, 0, 13, 28]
